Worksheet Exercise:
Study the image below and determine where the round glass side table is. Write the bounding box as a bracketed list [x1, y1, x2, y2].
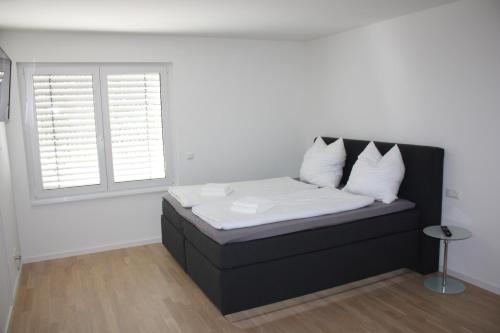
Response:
[423, 225, 472, 294]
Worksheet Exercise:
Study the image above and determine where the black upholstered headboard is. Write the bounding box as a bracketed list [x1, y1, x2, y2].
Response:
[321, 137, 444, 273]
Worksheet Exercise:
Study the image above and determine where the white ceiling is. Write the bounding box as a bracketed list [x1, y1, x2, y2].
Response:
[0, 0, 455, 41]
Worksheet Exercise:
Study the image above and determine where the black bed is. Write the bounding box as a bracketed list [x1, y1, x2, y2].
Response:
[161, 138, 444, 314]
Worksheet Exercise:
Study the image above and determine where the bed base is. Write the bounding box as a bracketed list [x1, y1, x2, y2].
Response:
[186, 229, 420, 314]
[161, 214, 432, 314]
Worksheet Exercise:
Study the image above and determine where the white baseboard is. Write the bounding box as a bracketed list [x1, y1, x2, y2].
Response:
[4, 264, 22, 333]
[439, 266, 500, 295]
[22, 237, 161, 264]
[4, 304, 13, 333]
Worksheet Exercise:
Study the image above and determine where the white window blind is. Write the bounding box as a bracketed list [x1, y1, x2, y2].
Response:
[33, 74, 101, 190]
[106, 73, 166, 183]
[0, 71, 4, 83]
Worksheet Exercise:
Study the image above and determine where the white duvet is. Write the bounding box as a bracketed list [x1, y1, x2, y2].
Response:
[166, 177, 317, 208]
[192, 188, 375, 230]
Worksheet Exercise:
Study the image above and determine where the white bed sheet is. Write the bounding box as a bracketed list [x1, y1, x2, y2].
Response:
[192, 188, 375, 230]
[166, 177, 317, 208]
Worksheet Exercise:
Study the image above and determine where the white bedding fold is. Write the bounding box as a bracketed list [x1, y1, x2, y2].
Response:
[166, 177, 317, 207]
[201, 183, 233, 197]
[230, 197, 275, 214]
[192, 188, 375, 230]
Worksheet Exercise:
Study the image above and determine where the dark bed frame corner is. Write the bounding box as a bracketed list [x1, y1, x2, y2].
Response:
[161, 215, 187, 271]
[323, 138, 444, 275]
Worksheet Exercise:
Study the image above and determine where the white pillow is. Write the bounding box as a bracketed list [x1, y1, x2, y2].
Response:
[299, 137, 346, 187]
[343, 142, 405, 203]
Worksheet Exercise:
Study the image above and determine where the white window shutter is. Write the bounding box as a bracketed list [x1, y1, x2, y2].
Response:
[106, 73, 166, 183]
[33, 74, 101, 189]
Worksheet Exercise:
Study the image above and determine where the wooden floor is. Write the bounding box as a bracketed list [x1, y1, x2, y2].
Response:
[9, 244, 500, 333]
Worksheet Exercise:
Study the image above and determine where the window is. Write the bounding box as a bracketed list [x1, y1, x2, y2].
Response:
[104, 73, 165, 183]
[33, 74, 101, 189]
[22, 64, 171, 201]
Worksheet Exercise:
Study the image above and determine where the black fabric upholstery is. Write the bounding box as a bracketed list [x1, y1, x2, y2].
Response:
[186, 229, 420, 314]
[162, 199, 184, 230]
[161, 215, 187, 271]
[324, 138, 444, 229]
[160, 137, 444, 314]
[322, 138, 444, 273]
[183, 209, 420, 269]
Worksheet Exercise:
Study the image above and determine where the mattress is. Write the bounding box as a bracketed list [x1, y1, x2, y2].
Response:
[191, 188, 375, 230]
[162, 193, 416, 245]
[174, 207, 420, 269]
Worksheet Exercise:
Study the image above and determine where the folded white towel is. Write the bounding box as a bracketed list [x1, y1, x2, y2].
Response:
[230, 196, 274, 214]
[201, 183, 233, 197]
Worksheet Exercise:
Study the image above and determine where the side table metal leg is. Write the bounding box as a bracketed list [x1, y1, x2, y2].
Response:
[442, 239, 448, 292]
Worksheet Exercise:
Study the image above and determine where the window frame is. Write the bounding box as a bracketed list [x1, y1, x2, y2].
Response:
[99, 64, 171, 191]
[20, 63, 173, 203]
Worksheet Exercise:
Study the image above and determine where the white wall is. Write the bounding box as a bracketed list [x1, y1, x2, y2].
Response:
[306, 0, 500, 293]
[0, 123, 21, 289]
[0, 122, 21, 332]
[0, 227, 11, 333]
[1, 0, 499, 296]
[0, 31, 308, 262]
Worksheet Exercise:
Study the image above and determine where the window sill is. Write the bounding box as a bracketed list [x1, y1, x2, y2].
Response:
[31, 186, 170, 206]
